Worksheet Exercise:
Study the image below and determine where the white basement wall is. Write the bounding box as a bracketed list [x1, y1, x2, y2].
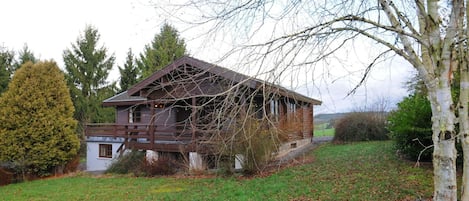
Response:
[86, 137, 124, 171]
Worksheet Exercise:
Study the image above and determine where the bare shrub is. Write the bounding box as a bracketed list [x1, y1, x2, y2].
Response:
[333, 112, 388, 142]
[137, 156, 178, 176]
[105, 151, 145, 174]
[63, 155, 81, 173]
[226, 117, 281, 175]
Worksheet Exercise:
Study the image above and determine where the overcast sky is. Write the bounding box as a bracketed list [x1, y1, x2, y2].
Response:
[0, 0, 414, 114]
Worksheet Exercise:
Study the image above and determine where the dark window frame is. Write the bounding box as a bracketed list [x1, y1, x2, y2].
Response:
[99, 144, 113, 158]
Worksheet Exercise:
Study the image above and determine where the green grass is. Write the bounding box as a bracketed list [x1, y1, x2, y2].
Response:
[314, 128, 335, 137]
[0, 141, 433, 200]
[314, 122, 335, 137]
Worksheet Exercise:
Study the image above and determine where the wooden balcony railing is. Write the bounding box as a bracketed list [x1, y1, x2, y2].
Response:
[85, 123, 194, 141]
[85, 123, 197, 152]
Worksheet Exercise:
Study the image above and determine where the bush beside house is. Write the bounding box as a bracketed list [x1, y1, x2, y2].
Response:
[333, 112, 388, 142]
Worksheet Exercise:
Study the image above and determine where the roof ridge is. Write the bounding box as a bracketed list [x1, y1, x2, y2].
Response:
[122, 56, 320, 105]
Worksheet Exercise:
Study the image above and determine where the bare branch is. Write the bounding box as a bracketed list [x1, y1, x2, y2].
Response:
[412, 138, 434, 168]
[347, 49, 392, 96]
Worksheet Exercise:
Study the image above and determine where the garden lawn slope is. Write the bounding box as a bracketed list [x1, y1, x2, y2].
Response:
[0, 141, 432, 200]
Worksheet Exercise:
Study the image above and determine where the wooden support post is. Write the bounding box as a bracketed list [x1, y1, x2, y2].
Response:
[124, 125, 129, 153]
[113, 124, 117, 138]
[150, 101, 156, 150]
[191, 97, 197, 149]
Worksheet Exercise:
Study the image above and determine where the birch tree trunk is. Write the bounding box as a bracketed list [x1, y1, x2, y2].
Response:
[420, 1, 459, 199]
[428, 83, 457, 200]
[460, 48, 469, 200]
[433, 138, 457, 200]
[424, 44, 458, 201]
[457, 2, 469, 199]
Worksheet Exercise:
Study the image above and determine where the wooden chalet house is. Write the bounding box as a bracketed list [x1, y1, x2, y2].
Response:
[85, 56, 321, 171]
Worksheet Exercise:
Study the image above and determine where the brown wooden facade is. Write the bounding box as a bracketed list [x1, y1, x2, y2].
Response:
[85, 56, 321, 155]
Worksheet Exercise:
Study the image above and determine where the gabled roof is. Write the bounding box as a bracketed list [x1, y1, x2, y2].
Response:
[113, 56, 321, 105]
[102, 91, 147, 107]
[128, 56, 260, 95]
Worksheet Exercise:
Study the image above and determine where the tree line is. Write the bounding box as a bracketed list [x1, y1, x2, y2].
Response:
[0, 23, 186, 178]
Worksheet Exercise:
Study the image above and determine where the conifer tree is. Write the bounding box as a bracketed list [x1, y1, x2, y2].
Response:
[63, 25, 116, 124]
[118, 48, 139, 91]
[14, 44, 37, 70]
[137, 23, 186, 78]
[0, 47, 14, 93]
[0, 61, 79, 178]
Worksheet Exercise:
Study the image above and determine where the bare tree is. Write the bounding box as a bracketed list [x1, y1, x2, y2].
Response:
[153, 0, 469, 200]
[135, 58, 308, 173]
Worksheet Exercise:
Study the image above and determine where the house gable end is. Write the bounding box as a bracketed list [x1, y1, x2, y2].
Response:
[125, 56, 321, 105]
[127, 56, 258, 96]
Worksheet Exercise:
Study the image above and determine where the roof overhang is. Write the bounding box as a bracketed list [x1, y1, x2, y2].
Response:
[102, 91, 147, 107]
[112, 56, 321, 106]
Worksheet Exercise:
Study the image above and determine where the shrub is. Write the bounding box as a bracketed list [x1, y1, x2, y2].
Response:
[105, 151, 144, 174]
[237, 118, 280, 175]
[387, 94, 433, 161]
[106, 151, 179, 176]
[62, 155, 81, 174]
[218, 117, 280, 175]
[137, 156, 178, 176]
[333, 112, 388, 142]
[0, 61, 79, 178]
[326, 119, 336, 129]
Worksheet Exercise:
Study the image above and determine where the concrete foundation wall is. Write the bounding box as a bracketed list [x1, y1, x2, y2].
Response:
[189, 152, 203, 171]
[276, 138, 312, 159]
[86, 142, 123, 171]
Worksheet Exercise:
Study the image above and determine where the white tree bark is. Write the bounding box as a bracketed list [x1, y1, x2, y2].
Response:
[460, 52, 469, 200]
[433, 139, 457, 200]
[408, 0, 460, 199]
[381, 0, 459, 198]
[428, 84, 457, 200]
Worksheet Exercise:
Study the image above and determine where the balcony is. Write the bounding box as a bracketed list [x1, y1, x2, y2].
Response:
[85, 123, 196, 153]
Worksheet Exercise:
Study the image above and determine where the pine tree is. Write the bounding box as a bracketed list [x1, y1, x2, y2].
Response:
[0, 47, 14, 93]
[63, 25, 116, 124]
[137, 23, 186, 78]
[14, 44, 37, 70]
[118, 48, 139, 91]
[0, 61, 79, 178]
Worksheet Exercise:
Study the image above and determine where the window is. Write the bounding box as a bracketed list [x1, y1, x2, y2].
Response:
[129, 106, 142, 123]
[289, 103, 296, 114]
[99, 144, 113, 158]
[270, 99, 279, 116]
[270, 99, 280, 121]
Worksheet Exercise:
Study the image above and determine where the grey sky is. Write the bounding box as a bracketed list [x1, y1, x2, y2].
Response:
[0, 0, 413, 114]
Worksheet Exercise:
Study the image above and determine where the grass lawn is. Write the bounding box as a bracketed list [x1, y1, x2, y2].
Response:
[0, 141, 433, 200]
[314, 122, 335, 137]
[314, 128, 335, 137]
